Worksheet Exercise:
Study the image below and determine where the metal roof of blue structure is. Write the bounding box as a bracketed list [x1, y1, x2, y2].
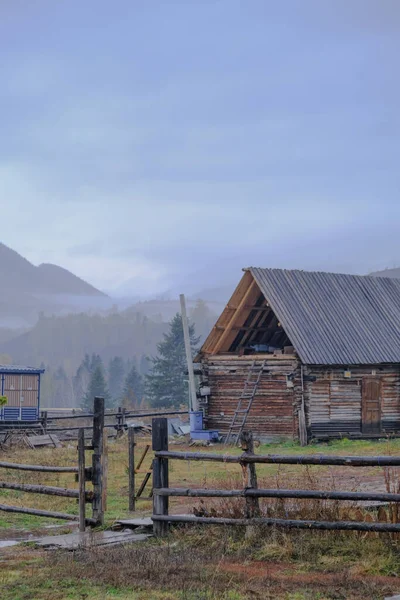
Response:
[0, 365, 45, 375]
[249, 267, 400, 366]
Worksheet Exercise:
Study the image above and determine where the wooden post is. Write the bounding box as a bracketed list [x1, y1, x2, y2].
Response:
[41, 411, 48, 433]
[116, 407, 122, 436]
[128, 427, 135, 511]
[152, 418, 169, 536]
[180, 294, 198, 411]
[299, 365, 308, 446]
[78, 428, 86, 532]
[240, 431, 260, 518]
[92, 396, 105, 525]
[122, 407, 126, 430]
[102, 433, 108, 512]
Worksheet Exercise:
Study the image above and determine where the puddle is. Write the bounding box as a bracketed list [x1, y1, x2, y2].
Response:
[0, 540, 19, 548]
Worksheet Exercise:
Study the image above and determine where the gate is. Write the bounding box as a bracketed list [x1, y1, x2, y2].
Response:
[0, 396, 107, 531]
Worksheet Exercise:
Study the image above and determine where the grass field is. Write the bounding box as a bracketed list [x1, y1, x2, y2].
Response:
[1, 435, 400, 599]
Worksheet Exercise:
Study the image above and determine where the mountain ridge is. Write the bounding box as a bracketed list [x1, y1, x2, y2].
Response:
[0, 242, 106, 297]
[0, 242, 108, 328]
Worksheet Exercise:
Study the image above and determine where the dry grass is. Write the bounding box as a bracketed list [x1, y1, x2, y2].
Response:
[38, 527, 400, 599]
[2, 435, 400, 598]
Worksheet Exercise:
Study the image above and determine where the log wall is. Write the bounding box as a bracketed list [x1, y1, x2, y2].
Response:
[305, 365, 400, 437]
[202, 355, 299, 440]
[201, 357, 400, 441]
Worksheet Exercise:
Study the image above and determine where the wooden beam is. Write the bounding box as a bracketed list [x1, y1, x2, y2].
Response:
[212, 279, 258, 354]
[235, 302, 272, 348]
[201, 271, 254, 354]
[231, 326, 273, 332]
[243, 305, 269, 310]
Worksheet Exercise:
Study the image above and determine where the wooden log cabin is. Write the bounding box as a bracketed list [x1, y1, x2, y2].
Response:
[195, 268, 400, 443]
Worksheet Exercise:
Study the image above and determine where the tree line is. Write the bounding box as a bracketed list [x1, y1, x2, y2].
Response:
[40, 312, 200, 410]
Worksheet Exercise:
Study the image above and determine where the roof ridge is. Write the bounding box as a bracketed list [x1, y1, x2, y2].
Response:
[245, 266, 400, 282]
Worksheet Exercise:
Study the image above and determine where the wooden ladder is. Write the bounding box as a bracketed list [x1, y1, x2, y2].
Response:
[225, 359, 266, 445]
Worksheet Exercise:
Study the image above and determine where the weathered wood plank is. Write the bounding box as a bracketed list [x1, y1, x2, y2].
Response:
[78, 428, 86, 532]
[128, 427, 135, 511]
[0, 461, 79, 473]
[152, 418, 169, 537]
[0, 480, 91, 500]
[154, 487, 400, 502]
[152, 514, 400, 533]
[0, 504, 86, 522]
[91, 396, 105, 525]
[155, 450, 400, 467]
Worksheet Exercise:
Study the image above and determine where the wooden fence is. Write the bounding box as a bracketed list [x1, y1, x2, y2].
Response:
[151, 417, 400, 536]
[0, 396, 107, 531]
[0, 409, 188, 436]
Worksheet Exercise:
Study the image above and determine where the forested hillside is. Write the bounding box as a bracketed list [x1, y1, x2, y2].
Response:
[0, 311, 167, 371]
[0, 299, 217, 408]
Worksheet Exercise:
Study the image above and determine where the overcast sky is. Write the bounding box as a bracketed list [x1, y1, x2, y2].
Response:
[1, 0, 399, 297]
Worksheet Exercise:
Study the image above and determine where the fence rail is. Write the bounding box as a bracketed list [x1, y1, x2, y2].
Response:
[153, 487, 400, 502]
[0, 396, 107, 531]
[151, 514, 400, 533]
[151, 417, 400, 536]
[154, 450, 400, 467]
[0, 461, 79, 472]
[0, 409, 188, 436]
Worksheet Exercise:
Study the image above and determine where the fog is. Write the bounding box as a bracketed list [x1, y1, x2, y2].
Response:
[0, 0, 399, 300]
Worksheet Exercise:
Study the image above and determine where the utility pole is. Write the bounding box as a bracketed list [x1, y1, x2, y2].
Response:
[179, 294, 198, 411]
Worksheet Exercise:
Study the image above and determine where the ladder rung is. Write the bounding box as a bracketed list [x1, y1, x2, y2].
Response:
[226, 360, 266, 445]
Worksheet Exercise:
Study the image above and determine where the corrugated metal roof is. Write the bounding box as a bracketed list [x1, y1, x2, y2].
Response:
[249, 268, 400, 366]
[0, 365, 45, 374]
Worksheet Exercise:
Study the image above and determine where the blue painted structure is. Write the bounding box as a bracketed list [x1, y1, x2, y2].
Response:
[189, 410, 219, 441]
[0, 365, 45, 422]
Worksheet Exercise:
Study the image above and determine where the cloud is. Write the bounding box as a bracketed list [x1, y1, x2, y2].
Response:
[0, 0, 399, 296]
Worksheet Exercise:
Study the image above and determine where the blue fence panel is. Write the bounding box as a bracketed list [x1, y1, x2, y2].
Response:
[3, 408, 21, 421]
[21, 407, 38, 421]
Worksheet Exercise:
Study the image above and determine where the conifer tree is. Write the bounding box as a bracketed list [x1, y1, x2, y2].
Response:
[108, 356, 125, 403]
[121, 364, 143, 408]
[145, 313, 199, 408]
[82, 363, 111, 410]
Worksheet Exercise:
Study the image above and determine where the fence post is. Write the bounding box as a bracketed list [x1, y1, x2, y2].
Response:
[116, 407, 122, 436]
[41, 411, 48, 433]
[78, 428, 86, 532]
[240, 431, 260, 519]
[128, 427, 136, 511]
[92, 396, 105, 525]
[152, 417, 169, 536]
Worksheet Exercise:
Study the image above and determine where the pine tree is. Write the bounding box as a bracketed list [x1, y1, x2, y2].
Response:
[82, 363, 111, 410]
[140, 355, 151, 375]
[145, 313, 200, 409]
[53, 366, 74, 408]
[108, 356, 125, 403]
[121, 365, 143, 409]
[74, 353, 104, 408]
